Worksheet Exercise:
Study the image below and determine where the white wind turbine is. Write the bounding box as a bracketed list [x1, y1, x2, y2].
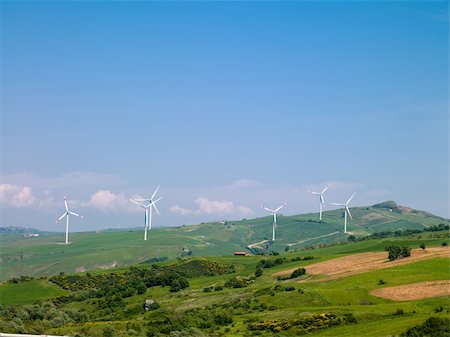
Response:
[130, 186, 162, 241]
[55, 196, 83, 244]
[330, 193, 356, 234]
[308, 185, 330, 221]
[261, 203, 286, 241]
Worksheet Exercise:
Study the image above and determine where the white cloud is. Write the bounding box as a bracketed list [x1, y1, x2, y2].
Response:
[169, 205, 196, 215]
[83, 190, 131, 212]
[0, 184, 36, 207]
[170, 197, 254, 217]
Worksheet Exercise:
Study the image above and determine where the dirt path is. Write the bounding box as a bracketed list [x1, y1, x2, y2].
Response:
[273, 247, 449, 282]
[370, 280, 450, 301]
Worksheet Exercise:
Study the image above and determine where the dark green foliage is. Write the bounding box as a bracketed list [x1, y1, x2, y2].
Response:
[255, 266, 263, 278]
[257, 257, 286, 269]
[400, 316, 450, 337]
[385, 245, 411, 261]
[378, 279, 386, 285]
[0, 302, 89, 334]
[248, 313, 348, 333]
[395, 308, 404, 315]
[102, 325, 117, 337]
[420, 243, 426, 250]
[290, 255, 315, 262]
[224, 277, 249, 289]
[290, 268, 306, 279]
[343, 313, 357, 323]
[442, 242, 448, 246]
[284, 286, 295, 291]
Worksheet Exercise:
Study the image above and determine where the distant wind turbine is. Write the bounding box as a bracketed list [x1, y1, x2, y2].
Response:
[261, 203, 286, 241]
[330, 193, 356, 234]
[308, 185, 330, 221]
[130, 186, 162, 241]
[55, 196, 83, 244]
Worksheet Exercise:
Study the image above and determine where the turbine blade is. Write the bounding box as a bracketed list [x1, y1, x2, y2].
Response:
[330, 202, 344, 206]
[64, 196, 69, 212]
[310, 191, 319, 195]
[321, 186, 329, 194]
[130, 199, 145, 208]
[346, 206, 353, 220]
[57, 212, 67, 221]
[151, 185, 160, 200]
[152, 197, 162, 204]
[274, 203, 286, 212]
[261, 206, 275, 212]
[152, 203, 161, 215]
[69, 211, 81, 217]
[346, 192, 356, 205]
[320, 195, 325, 205]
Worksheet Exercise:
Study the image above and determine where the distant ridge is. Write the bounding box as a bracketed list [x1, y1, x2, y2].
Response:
[372, 201, 443, 218]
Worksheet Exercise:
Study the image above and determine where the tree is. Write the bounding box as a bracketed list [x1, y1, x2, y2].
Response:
[420, 243, 426, 250]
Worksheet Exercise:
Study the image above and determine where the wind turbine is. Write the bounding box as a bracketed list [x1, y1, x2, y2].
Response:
[55, 196, 83, 244]
[130, 186, 162, 241]
[260, 203, 286, 241]
[330, 193, 356, 234]
[308, 185, 330, 221]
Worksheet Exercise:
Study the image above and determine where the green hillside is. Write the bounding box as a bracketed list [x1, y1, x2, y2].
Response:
[1, 201, 448, 281]
[0, 234, 448, 337]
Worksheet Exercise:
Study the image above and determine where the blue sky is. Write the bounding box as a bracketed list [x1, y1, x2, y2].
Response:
[1, 1, 448, 231]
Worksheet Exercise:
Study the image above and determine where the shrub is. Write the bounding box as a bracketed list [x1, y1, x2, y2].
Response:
[385, 245, 411, 261]
[420, 243, 426, 250]
[400, 316, 450, 337]
[395, 308, 404, 315]
[290, 268, 306, 279]
[442, 242, 448, 246]
[255, 267, 263, 278]
[378, 279, 386, 285]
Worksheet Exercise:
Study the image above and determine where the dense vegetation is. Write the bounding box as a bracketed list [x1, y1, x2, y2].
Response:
[0, 205, 449, 337]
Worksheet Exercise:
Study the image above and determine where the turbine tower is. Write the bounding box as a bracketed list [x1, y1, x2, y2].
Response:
[55, 196, 83, 244]
[261, 203, 286, 241]
[330, 193, 356, 234]
[130, 186, 162, 241]
[308, 185, 329, 221]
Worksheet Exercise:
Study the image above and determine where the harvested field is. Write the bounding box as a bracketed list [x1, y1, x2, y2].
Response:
[274, 247, 449, 281]
[370, 280, 450, 301]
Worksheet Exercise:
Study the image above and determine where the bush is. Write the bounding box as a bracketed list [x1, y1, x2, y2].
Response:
[420, 243, 426, 250]
[378, 279, 386, 285]
[385, 245, 411, 261]
[400, 316, 450, 337]
[442, 242, 448, 246]
[290, 268, 306, 279]
[255, 267, 263, 278]
[395, 308, 404, 315]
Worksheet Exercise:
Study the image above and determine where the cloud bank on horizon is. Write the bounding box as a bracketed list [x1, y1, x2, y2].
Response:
[0, 170, 444, 232]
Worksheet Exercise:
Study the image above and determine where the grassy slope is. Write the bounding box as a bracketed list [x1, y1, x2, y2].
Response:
[1, 237, 449, 337]
[1, 203, 448, 281]
[0, 279, 69, 305]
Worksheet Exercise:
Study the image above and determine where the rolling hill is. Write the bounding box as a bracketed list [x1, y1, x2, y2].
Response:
[0, 201, 448, 281]
[0, 233, 448, 337]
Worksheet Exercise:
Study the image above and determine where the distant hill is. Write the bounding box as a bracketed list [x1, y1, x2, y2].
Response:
[0, 201, 448, 280]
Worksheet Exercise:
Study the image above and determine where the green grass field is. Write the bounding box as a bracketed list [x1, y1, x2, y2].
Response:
[0, 279, 69, 305]
[0, 236, 448, 337]
[1, 201, 448, 281]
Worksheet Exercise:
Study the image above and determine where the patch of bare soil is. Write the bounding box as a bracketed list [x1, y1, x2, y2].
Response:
[273, 247, 449, 282]
[370, 280, 450, 301]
